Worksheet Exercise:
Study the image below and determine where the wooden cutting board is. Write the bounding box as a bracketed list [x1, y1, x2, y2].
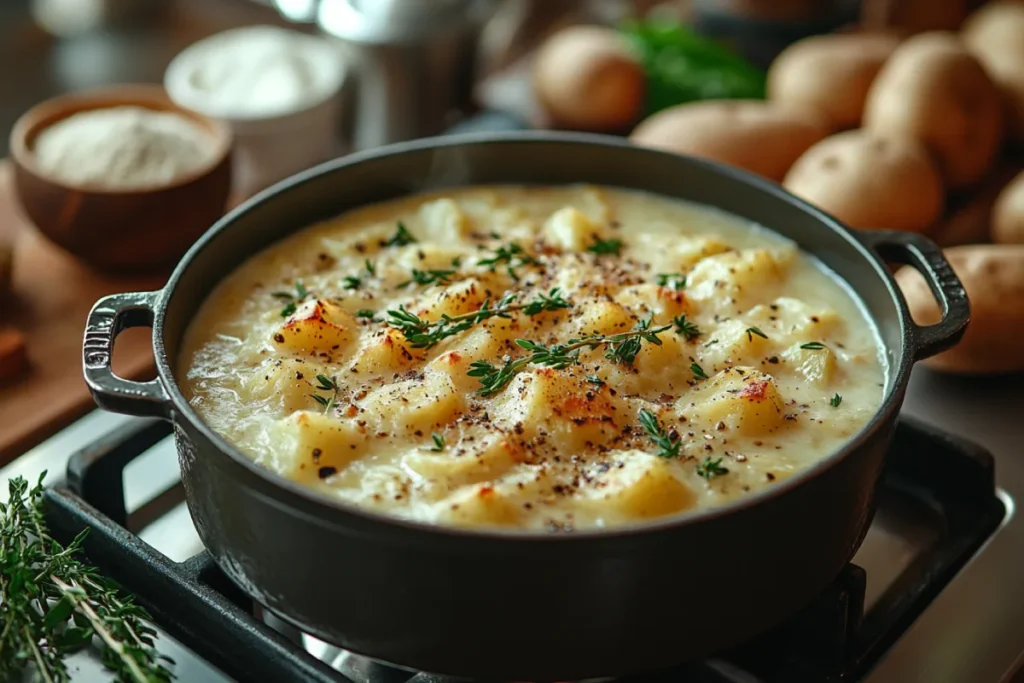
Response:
[0, 163, 168, 464]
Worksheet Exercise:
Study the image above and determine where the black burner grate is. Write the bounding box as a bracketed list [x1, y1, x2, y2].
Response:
[41, 417, 1005, 683]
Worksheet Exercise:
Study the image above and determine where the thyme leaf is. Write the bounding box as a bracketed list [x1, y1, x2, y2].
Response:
[638, 408, 681, 459]
[0, 474, 175, 683]
[587, 238, 623, 255]
[383, 222, 416, 247]
[696, 456, 729, 480]
[655, 273, 686, 290]
[385, 289, 570, 350]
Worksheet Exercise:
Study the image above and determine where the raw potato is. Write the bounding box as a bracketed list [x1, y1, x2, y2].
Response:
[962, 2, 1024, 143]
[629, 100, 829, 182]
[783, 130, 944, 231]
[932, 162, 1021, 247]
[768, 32, 902, 130]
[896, 245, 1024, 374]
[993, 169, 1024, 245]
[532, 25, 645, 132]
[863, 32, 1003, 189]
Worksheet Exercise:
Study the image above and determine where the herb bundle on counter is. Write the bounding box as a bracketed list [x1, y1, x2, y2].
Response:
[0, 474, 174, 682]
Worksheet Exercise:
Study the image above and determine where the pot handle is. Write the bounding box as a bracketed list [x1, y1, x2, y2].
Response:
[83, 291, 171, 419]
[857, 229, 970, 361]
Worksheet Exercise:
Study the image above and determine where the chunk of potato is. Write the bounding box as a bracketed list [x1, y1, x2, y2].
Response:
[239, 357, 327, 414]
[781, 344, 838, 385]
[570, 299, 636, 337]
[426, 325, 513, 392]
[697, 319, 773, 371]
[577, 451, 695, 520]
[614, 283, 692, 321]
[686, 367, 785, 435]
[349, 327, 424, 375]
[434, 484, 521, 527]
[491, 368, 626, 449]
[360, 370, 463, 435]
[268, 411, 366, 483]
[687, 249, 791, 310]
[541, 206, 606, 252]
[418, 198, 472, 242]
[272, 299, 357, 357]
[414, 278, 489, 320]
[402, 428, 523, 489]
[746, 297, 840, 339]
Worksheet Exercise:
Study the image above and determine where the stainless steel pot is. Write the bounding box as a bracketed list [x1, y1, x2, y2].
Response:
[82, 133, 969, 681]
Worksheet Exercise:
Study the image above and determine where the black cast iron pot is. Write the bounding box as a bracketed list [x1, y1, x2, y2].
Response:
[82, 133, 969, 681]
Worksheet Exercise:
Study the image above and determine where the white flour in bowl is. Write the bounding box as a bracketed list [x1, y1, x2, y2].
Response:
[33, 106, 215, 189]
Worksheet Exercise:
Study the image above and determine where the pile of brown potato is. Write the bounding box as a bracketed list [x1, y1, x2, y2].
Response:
[533, 4, 1024, 375]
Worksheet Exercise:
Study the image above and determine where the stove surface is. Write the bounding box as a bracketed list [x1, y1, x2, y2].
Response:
[2, 366, 1022, 682]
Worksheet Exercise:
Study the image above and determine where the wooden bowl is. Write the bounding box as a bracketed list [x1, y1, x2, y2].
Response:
[9, 84, 233, 273]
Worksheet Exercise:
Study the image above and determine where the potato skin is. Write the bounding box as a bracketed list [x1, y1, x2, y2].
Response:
[993, 169, 1024, 245]
[629, 100, 829, 182]
[532, 25, 645, 132]
[783, 130, 944, 232]
[931, 162, 1021, 247]
[962, 2, 1024, 143]
[768, 32, 901, 130]
[896, 244, 1024, 374]
[863, 32, 1003, 189]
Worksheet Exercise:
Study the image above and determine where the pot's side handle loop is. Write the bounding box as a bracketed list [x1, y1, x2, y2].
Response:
[857, 229, 970, 361]
[83, 291, 171, 418]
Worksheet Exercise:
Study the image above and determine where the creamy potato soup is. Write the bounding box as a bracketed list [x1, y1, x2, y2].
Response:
[180, 185, 885, 531]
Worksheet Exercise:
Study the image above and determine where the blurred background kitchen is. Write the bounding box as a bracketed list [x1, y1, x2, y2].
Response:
[4, 0, 1024, 458]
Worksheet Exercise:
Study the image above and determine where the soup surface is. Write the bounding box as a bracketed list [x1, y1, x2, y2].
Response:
[180, 185, 886, 531]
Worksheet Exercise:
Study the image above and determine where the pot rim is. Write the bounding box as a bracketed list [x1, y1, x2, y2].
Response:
[153, 131, 912, 543]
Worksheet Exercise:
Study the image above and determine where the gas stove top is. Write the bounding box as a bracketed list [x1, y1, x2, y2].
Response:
[3, 366, 1023, 682]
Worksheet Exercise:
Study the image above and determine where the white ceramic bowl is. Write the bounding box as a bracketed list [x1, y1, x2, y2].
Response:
[164, 25, 346, 197]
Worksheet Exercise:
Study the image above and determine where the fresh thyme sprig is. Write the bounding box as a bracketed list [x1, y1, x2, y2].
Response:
[696, 456, 729, 480]
[382, 221, 416, 247]
[478, 243, 539, 280]
[603, 316, 668, 365]
[385, 289, 571, 349]
[468, 320, 671, 396]
[397, 268, 456, 288]
[638, 408, 681, 459]
[310, 374, 339, 414]
[673, 315, 701, 341]
[427, 433, 445, 451]
[342, 276, 361, 290]
[272, 281, 310, 317]
[0, 474, 175, 683]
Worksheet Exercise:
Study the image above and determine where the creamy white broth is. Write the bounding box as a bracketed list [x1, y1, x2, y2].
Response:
[179, 185, 886, 531]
